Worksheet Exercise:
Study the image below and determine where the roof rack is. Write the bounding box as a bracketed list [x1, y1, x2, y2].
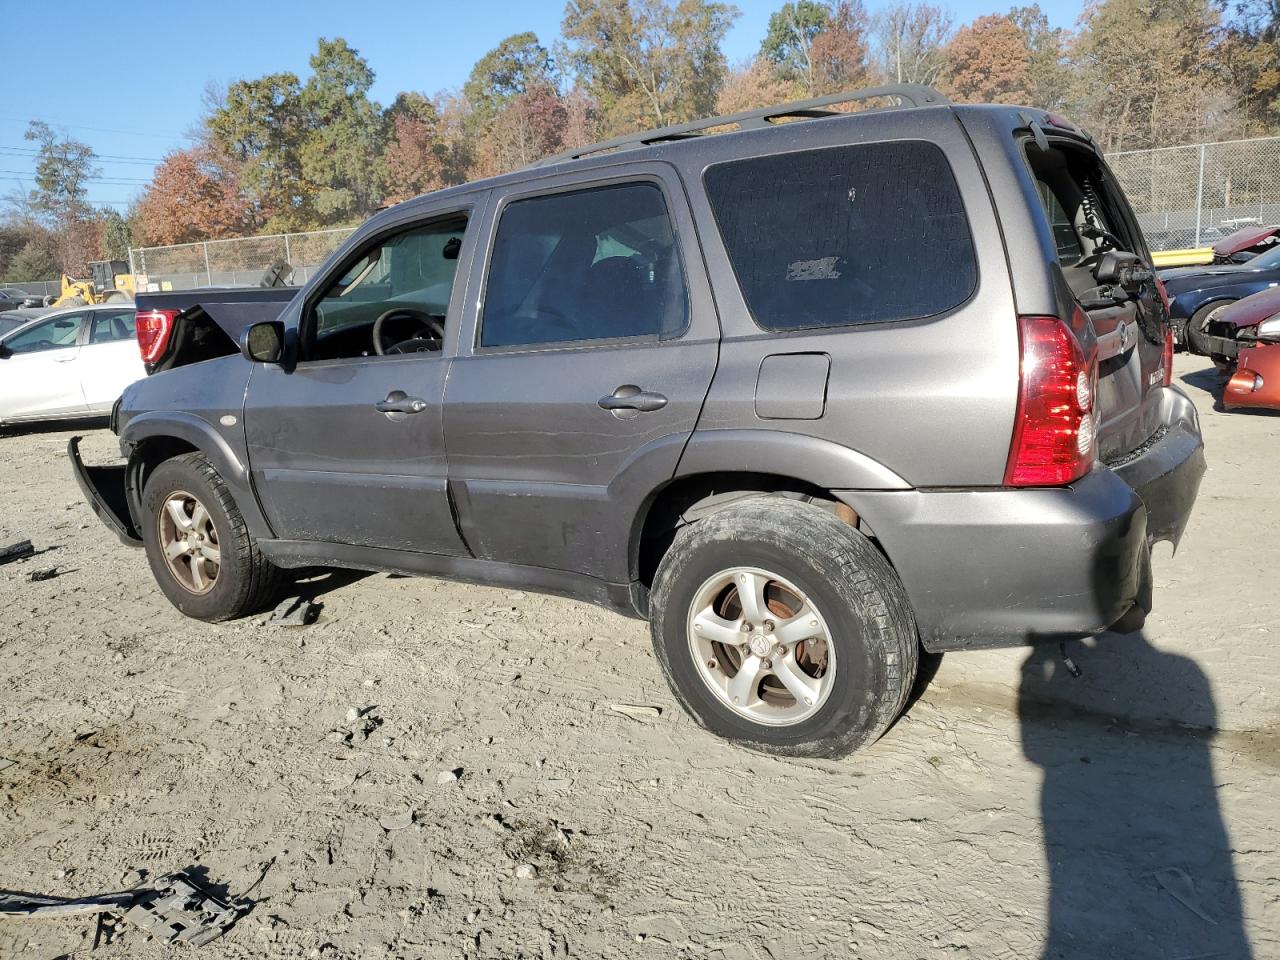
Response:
[532, 84, 950, 168]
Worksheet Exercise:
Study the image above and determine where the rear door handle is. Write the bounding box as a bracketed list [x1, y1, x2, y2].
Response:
[598, 384, 668, 414]
[375, 394, 428, 414]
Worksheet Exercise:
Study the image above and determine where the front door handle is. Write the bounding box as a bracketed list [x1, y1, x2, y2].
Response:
[375, 393, 428, 414]
[598, 384, 668, 415]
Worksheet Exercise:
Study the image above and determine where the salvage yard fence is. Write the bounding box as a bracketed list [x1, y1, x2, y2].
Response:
[1108, 135, 1280, 251]
[127, 226, 356, 293]
[48, 133, 1276, 296]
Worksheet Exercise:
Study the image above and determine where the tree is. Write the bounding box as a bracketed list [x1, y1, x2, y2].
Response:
[870, 3, 953, 85]
[810, 1, 872, 95]
[207, 71, 308, 229]
[942, 15, 1033, 104]
[464, 33, 555, 123]
[298, 38, 387, 224]
[99, 208, 135, 260]
[562, 0, 739, 133]
[23, 121, 99, 224]
[134, 147, 252, 245]
[717, 57, 802, 112]
[761, 1, 830, 90]
[1008, 5, 1071, 111]
[3, 234, 61, 282]
[481, 85, 571, 174]
[382, 93, 447, 205]
[1069, 0, 1232, 151]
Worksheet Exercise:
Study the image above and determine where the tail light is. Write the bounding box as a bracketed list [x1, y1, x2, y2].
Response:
[134, 309, 179, 364]
[1005, 315, 1098, 487]
[1160, 326, 1174, 387]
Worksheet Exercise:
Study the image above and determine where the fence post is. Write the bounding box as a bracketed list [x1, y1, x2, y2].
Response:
[284, 234, 292, 266]
[203, 243, 212, 287]
[1194, 144, 1206, 246]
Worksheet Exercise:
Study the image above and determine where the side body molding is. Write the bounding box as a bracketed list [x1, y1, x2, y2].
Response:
[675, 429, 911, 490]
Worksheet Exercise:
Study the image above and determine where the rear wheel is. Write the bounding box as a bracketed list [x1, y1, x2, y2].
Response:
[649, 497, 918, 758]
[1187, 301, 1233, 356]
[141, 453, 282, 621]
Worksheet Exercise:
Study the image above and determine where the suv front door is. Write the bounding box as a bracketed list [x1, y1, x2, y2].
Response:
[443, 167, 720, 584]
[242, 203, 483, 554]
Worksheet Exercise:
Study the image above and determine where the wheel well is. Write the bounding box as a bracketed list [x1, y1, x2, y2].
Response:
[126, 436, 199, 515]
[632, 473, 858, 589]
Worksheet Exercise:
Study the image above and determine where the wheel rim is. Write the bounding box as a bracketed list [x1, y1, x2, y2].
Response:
[157, 489, 220, 595]
[686, 566, 836, 727]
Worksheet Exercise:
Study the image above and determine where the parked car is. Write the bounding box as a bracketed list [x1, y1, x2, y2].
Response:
[0, 304, 145, 427]
[1192, 288, 1280, 411]
[0, 288, 49, 309]
[1159, 243, 1280, 353]
[0, 289, 26, 312]
[1149, 224, 1280, 269]
[71, 85, 1205, 757]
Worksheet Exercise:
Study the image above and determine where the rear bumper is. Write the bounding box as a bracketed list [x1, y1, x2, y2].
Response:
[838, 386, 1205, 652]
[68, 436, 141, 546]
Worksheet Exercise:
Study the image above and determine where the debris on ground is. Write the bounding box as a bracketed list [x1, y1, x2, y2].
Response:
[326, 705, 381, 745]
[0, 870, 247, 948]
[1154, 867, 1219, 925]
[609, 704, 663, 723]
[436, 768, 462, 785]
[378, 809, 416, 831]
[514, 864, 537, 880]
[266, 597, 322, 627]
[27, 568, 62, 582]
[0, 540, 34, 566]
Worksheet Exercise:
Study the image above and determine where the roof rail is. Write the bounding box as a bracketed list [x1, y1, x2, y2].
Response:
[532, 84, 950, 168]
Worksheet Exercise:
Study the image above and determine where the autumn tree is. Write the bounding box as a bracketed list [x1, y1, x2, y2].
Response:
[810, 1, 872, 95]
[562, 0, 739, 133]
[1069, 0, 1232, 151]
[382, 93, 447, 205]
[480, 86, 572, 174]
[134, 147, 252, 245]
[941, 15, 1033, 104]
[717, 57, 802, 112]
[870, 3, 953, 85]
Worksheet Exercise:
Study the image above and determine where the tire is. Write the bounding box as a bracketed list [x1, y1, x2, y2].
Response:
[1187, 301, 1233, 356]
[140, 453, 283, 621]
[103, 290, 130, 303]
[648, 496, 918, 758]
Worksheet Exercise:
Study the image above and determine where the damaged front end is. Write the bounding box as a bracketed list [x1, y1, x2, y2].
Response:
[1211, 293, 1280, 411]
[68, 436, 141, 546]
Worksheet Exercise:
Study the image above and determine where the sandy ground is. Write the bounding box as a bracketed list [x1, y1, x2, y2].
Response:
[0, 352, 1276, 960]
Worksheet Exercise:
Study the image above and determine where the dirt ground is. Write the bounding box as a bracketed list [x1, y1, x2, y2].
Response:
[1, 352, 1276, 960]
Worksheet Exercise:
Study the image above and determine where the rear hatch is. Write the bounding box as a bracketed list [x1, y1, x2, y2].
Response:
[1024, 135, 1170, 463]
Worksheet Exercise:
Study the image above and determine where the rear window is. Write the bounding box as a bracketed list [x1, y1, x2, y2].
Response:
[704, 140, 977, 331]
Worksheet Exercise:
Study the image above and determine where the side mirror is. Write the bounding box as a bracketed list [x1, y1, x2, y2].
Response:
[1095, 250, 1152, 293]
[241, 320, 285, 363]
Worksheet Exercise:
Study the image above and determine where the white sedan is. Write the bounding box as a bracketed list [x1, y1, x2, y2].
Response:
[0, 304, 145, 427]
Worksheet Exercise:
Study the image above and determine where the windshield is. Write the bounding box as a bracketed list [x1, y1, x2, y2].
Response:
[1248, 246, 1280, 270]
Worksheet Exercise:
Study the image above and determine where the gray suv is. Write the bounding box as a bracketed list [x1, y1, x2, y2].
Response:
[73, 85, 1205, 757]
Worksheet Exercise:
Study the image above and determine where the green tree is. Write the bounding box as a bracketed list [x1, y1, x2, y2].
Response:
[23, 121, 99, 224]
[1008, 5, 1070, 111]
[207, 71, 308, 229]
[4, 235, 61, 282]
[562, 0, 740, 133]
[99, 208, 134, 260]
[464, 33, 555, 123]
[761, 1, 830, 88]
[299, 38, 387, 224]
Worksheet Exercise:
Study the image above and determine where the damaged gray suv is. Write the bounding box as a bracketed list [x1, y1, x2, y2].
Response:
[73, 85, 1205, 757]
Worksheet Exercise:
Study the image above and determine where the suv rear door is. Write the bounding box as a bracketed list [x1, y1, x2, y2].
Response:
[443, 164, 720, 584]
[1025, 139, 1169, 461]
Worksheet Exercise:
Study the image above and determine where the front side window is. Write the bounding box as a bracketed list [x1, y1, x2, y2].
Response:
[305, 216, 468, 361]
[480, 182, 689, 349]
[704, 141, 978, 331]
[3, 313, 82, 354]
[89, 309, 136, 344]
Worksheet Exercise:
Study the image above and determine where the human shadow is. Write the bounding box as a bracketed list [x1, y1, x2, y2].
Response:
[1019, 632, 1253, 959]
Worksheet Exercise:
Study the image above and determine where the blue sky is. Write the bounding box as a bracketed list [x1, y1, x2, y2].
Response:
[0, 0, 1082, 212]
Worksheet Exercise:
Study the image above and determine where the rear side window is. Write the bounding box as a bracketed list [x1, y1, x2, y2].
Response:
[480, 182, 689, 348]
[704, 141, 977, 331]
[89, 309, 136, 344]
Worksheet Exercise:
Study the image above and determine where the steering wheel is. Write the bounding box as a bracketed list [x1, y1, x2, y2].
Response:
[372, 308, 445, 356]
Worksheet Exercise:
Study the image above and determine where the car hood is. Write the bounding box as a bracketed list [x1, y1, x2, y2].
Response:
[1219, 288, 1280, 330]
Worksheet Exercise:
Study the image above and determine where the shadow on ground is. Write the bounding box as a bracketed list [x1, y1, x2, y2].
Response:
[1020, 632, 1253, 959]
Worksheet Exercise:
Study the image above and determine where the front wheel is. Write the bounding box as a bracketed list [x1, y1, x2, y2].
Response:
[649, 497, 918, 758]
[1187, 301, 1233, 356]
[140, 453, 282, 621]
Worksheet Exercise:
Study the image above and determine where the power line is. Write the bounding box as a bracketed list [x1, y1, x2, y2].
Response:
[0, 116, 189, 141]
[0, 146, 164, 165]
[0, 170, 151, 184]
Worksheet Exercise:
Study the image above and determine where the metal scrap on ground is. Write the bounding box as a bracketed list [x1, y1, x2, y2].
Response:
[0, 541, 34, 566]
[266, 596, 321, 627]
[0, 870, 248, 948]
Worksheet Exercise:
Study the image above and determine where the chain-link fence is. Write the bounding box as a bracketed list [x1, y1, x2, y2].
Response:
[128, 227, 356, 293]
[1108, 136, 1280, 251]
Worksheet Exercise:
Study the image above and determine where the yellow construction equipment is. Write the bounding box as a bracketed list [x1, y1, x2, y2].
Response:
[49, 260, 136, 307]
